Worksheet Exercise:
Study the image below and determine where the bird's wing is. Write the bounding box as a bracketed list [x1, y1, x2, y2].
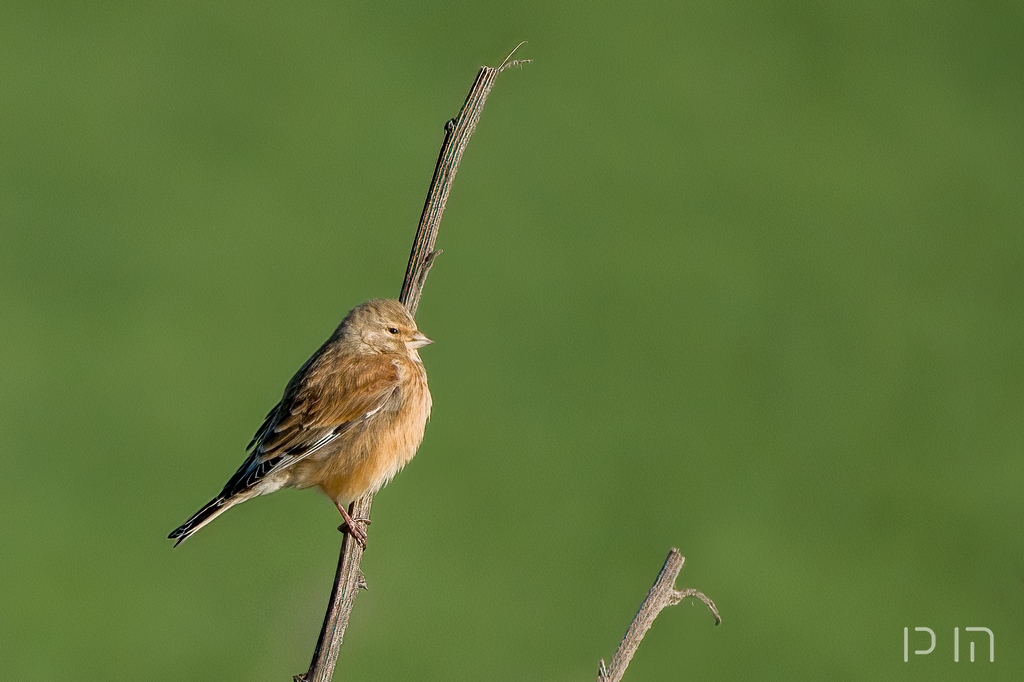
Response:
[218, 352, 401, 499]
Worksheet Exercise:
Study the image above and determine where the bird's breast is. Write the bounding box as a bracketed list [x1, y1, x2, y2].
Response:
[314, 356, 431, 505]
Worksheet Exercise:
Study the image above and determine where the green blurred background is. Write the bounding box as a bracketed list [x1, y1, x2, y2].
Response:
[1, 1, 1021, 679]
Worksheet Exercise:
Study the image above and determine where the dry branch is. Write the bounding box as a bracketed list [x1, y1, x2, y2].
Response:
[295, 47, 528, 682]
[597, 549, 720, 682]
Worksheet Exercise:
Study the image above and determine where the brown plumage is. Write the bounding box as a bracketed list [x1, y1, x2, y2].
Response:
[169, 299, 432, 547]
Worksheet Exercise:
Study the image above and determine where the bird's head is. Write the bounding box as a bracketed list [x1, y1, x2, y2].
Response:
[341, 298, 432, 355]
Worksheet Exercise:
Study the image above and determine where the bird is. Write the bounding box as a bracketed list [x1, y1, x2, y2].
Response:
[169, 298, 432, 549]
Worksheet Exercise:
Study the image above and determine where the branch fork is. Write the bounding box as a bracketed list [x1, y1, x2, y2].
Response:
[596, 549, 720, 682]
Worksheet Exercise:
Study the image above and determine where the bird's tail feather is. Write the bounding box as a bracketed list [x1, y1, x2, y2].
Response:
[168, 495, 241, 547]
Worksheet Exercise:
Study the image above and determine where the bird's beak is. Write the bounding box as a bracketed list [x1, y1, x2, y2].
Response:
[408, 331, 433, 349]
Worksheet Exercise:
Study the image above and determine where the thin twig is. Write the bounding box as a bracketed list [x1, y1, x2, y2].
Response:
[597, 549, 720, 682]
[296, 50, 527, 682]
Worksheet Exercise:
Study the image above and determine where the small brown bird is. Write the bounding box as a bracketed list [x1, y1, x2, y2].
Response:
[169, 298, 432, 548]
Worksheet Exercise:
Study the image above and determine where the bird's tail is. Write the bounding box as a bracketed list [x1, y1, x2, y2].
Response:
[168, 495, 242, 547]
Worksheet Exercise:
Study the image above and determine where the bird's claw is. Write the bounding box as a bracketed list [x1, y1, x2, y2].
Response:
[337, 509, 370, 550]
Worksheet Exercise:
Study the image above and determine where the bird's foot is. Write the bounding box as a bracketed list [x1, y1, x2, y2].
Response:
[337, 506, 371, 550]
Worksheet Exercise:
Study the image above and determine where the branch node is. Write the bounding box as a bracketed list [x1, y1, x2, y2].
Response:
[498, 41, 531, 72]
[497, 58, 532, 73]
[670, 588, 721, 625]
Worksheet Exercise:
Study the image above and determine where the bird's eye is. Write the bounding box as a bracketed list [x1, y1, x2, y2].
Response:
[387, 327, 399, 335]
